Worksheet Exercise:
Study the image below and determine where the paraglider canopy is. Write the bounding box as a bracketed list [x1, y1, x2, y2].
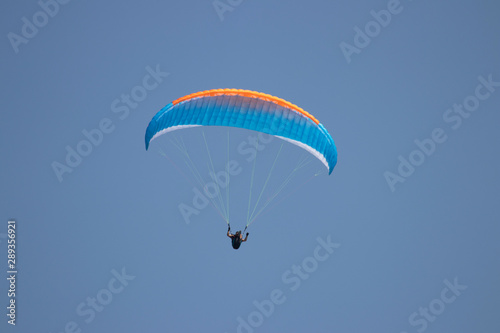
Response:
[145, 89, 337, 174]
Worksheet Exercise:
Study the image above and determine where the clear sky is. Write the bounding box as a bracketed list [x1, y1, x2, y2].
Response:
[1, 0, 499, 332]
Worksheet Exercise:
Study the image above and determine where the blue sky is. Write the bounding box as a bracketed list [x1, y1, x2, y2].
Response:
[1, 0, 499, 332]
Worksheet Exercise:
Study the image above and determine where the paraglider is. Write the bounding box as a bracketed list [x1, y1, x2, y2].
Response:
[227, 224, 248, 250]
[145, 89, 337, 248]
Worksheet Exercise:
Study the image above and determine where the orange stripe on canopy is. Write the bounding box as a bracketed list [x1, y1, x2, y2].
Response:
[172, 88, 320, 125]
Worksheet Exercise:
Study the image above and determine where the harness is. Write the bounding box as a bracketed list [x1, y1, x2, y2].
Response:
[231, 235, 241, 249]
